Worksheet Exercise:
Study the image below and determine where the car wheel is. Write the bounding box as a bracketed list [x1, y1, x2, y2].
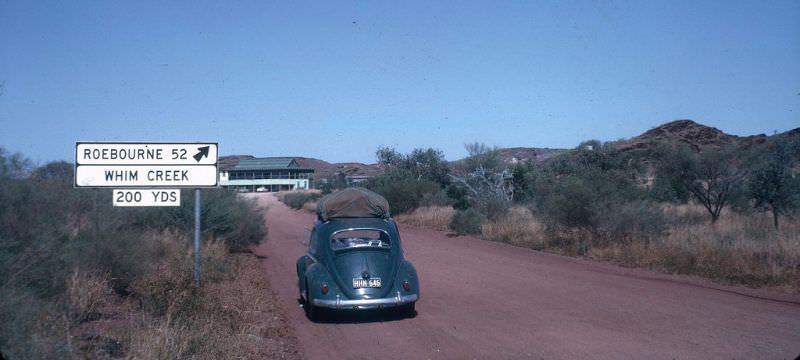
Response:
[400, 302, 416, 317]
[304, 281, 320, 321]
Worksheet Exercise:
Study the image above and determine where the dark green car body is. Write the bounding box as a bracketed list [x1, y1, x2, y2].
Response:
[296, 217, 419, 319]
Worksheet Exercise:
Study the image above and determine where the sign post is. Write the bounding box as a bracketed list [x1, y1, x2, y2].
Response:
[75, 142, 218, 287]
[194, 188, 202, 288]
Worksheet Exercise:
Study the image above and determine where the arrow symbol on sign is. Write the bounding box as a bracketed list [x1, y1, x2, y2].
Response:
[193, 146, 210, 162]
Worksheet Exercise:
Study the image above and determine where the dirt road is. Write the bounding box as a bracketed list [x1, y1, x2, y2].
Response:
[251, 194, 800, 359]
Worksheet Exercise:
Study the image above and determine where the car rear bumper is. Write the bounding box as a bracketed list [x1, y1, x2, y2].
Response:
[312, 291, 418, 310]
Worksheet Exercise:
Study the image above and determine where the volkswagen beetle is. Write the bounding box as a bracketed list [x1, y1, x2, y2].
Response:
[296, 188, 419, 320]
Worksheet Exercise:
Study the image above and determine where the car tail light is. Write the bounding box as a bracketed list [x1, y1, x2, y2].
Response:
[402, 280, 411, 291]
[321, 283, 329, 295]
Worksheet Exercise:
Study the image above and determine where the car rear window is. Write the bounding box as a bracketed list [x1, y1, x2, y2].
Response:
[331, 229, 391, 250]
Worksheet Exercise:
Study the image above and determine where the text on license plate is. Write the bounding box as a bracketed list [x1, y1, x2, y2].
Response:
[353, 278, 381, 288]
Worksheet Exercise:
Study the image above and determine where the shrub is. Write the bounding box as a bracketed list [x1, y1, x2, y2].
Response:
[395, 206, 454, 232]
[449, 208, 485, 235]
[481, 207, 544, 249]
[65, 270, 111, 323]
[0, 288, 63, 359]
[131, 189, 268, 252]
[0, 151, 274, 358]
[419, 190, 451, 207]
[590, 200, 670, 244]
[539, 176, 596, 229]
[281, 191, 322, 210]
[365, 171, 443, 214]
[122, 253, 299, 359]
[367, 146, 451, 214]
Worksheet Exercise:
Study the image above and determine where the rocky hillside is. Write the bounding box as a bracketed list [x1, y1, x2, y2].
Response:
[220, 120, 798, 178]
[496, 147, 567, 164]
[218, 155, 255, 171]
[624, 119, 797, 151]
[218, 155, 383, 180]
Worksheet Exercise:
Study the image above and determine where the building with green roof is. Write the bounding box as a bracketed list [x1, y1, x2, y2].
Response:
[219, 157, 314, 192]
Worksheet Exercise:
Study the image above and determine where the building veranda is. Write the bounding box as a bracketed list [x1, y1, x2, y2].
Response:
[219, 158, 313, 192]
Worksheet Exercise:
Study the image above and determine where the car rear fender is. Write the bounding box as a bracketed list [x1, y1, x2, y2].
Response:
[304, 262, 339, 301]
[296, 255, 309, 297]
[396, 260, 420, 297]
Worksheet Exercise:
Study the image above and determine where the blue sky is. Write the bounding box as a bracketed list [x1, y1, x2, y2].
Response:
[1, 1, 798, 164]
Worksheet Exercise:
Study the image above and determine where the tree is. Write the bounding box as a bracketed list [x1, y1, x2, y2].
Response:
[375, 146, 450, 187]
[658, 143, 745, 223]
[367, 147, 450, 214]
[407, 148, 450, 185]
[747, 138, 800, 229]
[448, 143, 511, 220]
[376, 146, 403, 167]
[0, 147, 32, 179]
[463, 142, 502, 172]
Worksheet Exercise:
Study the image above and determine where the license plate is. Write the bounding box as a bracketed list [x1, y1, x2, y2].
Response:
[353, 278, 381, 288]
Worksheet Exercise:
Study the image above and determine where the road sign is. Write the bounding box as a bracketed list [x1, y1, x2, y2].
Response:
[75, 142, 218, 188]
[113, 189, 181, 207]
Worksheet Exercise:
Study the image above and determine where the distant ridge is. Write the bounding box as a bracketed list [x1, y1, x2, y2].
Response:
[496, 147, 568, 164]
[217, 155, 383, 180]
[218, 155, 255, 171]
[219, 120, 798, 177]
[637, 120, 737, 146]
[628, 119, 797, 151]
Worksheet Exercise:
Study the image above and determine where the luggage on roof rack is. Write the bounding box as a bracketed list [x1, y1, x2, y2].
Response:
[315, 187, 391, 221]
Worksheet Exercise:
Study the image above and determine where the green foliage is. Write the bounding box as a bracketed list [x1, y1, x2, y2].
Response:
[376, 146, 450, 186]
[281, 192, 322, 209]
[365, 168, 444, 214]
[746, 138, 800, 228]
[367, 146, 451, 214]
[130, 189, 267, 252]
[656, 142, 746, 222]
[540, 176, 597, 229]
[319, 173, 347, 194]
[445, 183, 470, 210]
[0, 147, 268, 357]
[449, 142, 512, 220]
[0, 147, 32, 179]
[376, 146, 403, 167]
[590, 200, 670, 244]
[463, 142, 502, 172]
[521, 142, 647, 231]
[449, 208, 485, 235]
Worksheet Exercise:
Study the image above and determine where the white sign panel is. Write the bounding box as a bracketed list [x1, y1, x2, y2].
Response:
[76, 165, 217, 187]
[75, 142, 218, 188]
[76, 143, 217, 165]
[113, 189, 181, 207]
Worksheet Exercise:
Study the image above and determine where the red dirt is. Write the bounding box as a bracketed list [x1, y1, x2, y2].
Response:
[251, 193, 800, 360]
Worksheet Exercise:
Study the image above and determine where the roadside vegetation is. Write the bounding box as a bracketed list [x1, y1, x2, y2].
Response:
[356, 136, 800, 289]
[0, 147, 300, 359]
[277, 190, 321, 211]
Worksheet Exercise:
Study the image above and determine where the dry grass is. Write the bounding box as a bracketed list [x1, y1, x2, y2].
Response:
[66, 270, 112, 323]
[395, 206, 455, 232]
[481, 207, 545, 249]
[56, 232, 301, 359]
[122, 252, 300, 359]
[279, 190, 322, 210]
[589, 205, 800, 288]
[118, 236, 301, 359]
[662, 203, 709, 225]
[444, 203, 800, 290]
[662, 208, 797, 287]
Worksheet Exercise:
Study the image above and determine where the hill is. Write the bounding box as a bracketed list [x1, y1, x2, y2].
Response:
[219, 120, 798, 178]
[624, 119, 797, 151]
[218, 155, 383, 181]
[496, 147, 568, 164]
